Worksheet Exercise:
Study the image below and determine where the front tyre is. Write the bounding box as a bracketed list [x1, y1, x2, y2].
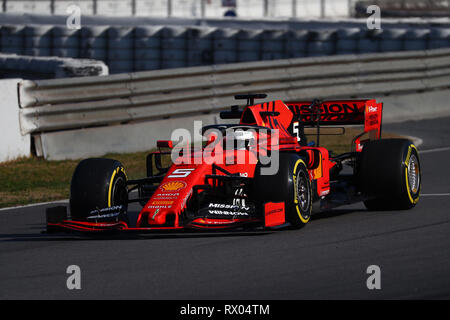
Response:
[252, 153, 312, 229]
[70, 158, 128, 221]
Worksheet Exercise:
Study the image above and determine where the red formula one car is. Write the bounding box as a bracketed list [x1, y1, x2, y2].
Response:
[46, 94, 421, 234]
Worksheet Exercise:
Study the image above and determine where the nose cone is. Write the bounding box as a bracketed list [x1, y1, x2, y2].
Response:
[137, 164, 210, 227]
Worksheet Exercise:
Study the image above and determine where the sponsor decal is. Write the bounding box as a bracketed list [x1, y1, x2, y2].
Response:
[287, 102, 364, 123]
[148, 191, 180, 208]
[367, 106, 378, 113]
[208, 203, 250, 210]
[266, 208, 283, 215]
[207, 203, 250, 216]
[148, 205, 172, 209]
[87, 212, 120, 220]
[151, 209, 160, 220]
[208, 210, 249, 216]
[153, 192, 180, 199]
[87, 205, 123, 220]
[195, 218, 235, 225]
[160, 181, 186, 192]
[150, 200, 174, 206]
[205, 220, 232, 225]
[366, 114, 379, 126]
[292, 103, 360, 114]
[365, 103, 380, 128]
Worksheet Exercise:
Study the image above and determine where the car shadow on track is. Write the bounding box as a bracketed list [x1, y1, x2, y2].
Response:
[0, 227, 275, 242]
[311, 208, 362, 221]
[0, 208, 368, 243]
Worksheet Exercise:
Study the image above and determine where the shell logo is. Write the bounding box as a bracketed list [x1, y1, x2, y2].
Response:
[160, 181, 186, 192]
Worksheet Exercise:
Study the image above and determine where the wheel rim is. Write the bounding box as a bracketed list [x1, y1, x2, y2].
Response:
[296, 171, 311, 217]
[112, 176, 128, 207]
[407, 154, 420, 194]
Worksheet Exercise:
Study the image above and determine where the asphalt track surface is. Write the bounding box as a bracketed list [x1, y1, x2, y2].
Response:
[1, 116, 450, 300]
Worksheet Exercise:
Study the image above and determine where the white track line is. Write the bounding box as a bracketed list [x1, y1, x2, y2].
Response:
[420, 146, 450, 154]
[421, 193, 450, 197]
[0, 199, 69, 212]
[0, 190, 140, 212]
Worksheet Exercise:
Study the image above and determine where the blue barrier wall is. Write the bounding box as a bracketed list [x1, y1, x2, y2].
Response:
[1, 24, 449, 74]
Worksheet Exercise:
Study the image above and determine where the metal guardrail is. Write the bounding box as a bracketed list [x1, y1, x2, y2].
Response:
[18, 47, 450, 135]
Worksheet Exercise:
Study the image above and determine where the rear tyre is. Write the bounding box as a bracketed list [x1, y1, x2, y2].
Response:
[252, 153, 312, 229]
[358, 139, 421, 211]
[70, 158, 128, 221]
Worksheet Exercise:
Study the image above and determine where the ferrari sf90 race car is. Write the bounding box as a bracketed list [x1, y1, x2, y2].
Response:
[46, 94, 421, 234]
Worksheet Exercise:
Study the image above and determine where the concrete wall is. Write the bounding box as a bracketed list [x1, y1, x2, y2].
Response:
[36, 113, 221, 160]
[0, 78, 30, 162]
[0, 0, 353, 18]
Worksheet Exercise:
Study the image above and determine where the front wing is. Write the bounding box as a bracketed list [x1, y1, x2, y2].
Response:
[45, 202, 286, 234]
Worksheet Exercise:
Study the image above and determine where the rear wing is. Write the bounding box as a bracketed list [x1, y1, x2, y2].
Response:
[285, 99, 383, 139]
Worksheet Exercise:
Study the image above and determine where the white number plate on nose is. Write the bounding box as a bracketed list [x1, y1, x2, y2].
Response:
[168, 168, 195, 178]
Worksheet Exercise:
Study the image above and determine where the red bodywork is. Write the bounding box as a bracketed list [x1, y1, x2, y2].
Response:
[47, 98, 383, 233]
